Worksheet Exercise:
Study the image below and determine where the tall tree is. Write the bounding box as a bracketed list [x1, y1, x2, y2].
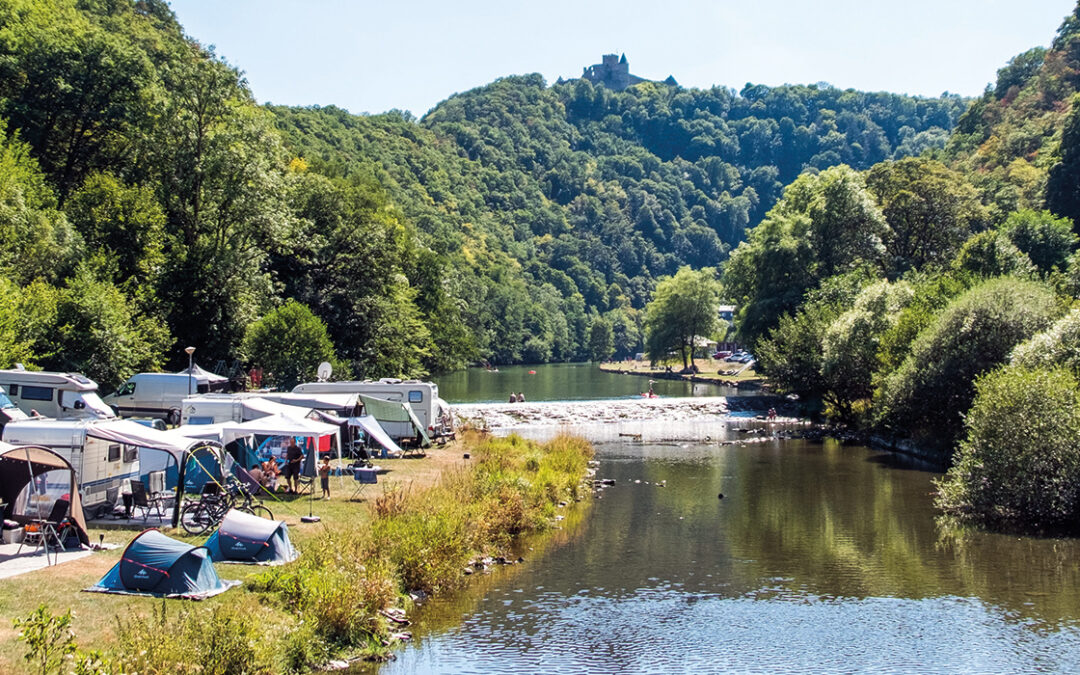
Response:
[644, 266, 720, 369]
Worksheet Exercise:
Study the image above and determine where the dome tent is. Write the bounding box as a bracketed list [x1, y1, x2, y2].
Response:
[86, 529, 239, 599]
[203, 508, 298, 565]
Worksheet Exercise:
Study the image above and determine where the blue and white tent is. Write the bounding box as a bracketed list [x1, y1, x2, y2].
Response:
[85, 529, 239, 600]
[203, 508, 298, 565]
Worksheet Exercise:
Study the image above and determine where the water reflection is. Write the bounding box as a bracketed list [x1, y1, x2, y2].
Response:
[377, 435, 1080, 673]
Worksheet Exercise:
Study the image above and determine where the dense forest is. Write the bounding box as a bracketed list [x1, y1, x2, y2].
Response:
[0, 0, 968, 391]
[725, 3, 1080, 533]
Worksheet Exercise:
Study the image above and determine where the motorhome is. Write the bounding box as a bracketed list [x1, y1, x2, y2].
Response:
[1, 419, 140, 515]
[180, 394, 313, 426]
[0, 385, 29, 430]
[292, 379, 453, 440]
[0, 368, 115, 420]
[105, 372, 209, 425]
[250, 392, 361, 418]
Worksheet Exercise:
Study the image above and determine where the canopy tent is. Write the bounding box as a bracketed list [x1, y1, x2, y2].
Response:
[313, 411, 403, 457]
[83, 420, 227, 527]
[0, 442, 89, 546]
[203, 509, 298, 565]
[176, 363, 229, 387]
[359, 395, 431, 447]
[86, 529, 239, 599]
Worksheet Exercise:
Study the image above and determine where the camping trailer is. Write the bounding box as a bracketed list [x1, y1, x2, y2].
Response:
[1, 419, 140, 514]
[292, 379, 453, 440]
[180, 394, 313, 426]
[0, 368, 115, 420]
[105, 372, 211, 425]
[0, 385, 29, 430]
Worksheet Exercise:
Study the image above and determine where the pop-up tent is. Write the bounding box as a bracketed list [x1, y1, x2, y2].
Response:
[0, 442, 89, 546]
[86, 529, 239, 599]
[203, 509, 297, 565]
[359, 394, 431, 447]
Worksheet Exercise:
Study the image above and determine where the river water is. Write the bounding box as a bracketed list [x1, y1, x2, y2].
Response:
[377, 366, 1080, 673]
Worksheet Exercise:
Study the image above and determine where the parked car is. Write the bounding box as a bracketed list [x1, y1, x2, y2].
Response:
[713, 351, 732, 359]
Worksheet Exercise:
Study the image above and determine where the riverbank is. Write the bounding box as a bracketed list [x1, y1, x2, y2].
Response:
[598, 359, 766, 388]
[0, 433, 594, 674]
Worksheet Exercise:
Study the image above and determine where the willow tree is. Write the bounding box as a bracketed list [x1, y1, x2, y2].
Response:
[644, 266, 720, 370]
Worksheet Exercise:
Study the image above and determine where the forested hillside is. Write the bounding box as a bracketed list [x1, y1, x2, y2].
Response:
[723, 2, 1080, 533]
[0, 0, 965, 390]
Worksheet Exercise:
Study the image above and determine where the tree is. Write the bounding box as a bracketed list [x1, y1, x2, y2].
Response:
[875, 277, 1062, 459]
[1011, 308, 1080, 373]
[644, 266, 720, 369]
[1046, 94, 1080, 228]
[241, 300, 344, 390]
[951, 230, 1036, 279]
[936, 366, 1080, 532]
[587, 316, 614, 362]
[1000, 209, 1077, 274]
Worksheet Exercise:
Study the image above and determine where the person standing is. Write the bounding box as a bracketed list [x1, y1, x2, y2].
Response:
[319, 456, 331, 500]
[285, 442, 304, 494]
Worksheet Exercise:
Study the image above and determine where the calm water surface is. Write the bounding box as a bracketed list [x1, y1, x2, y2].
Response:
[433, 362, 732, 403]
[374, 424, 1080, 674]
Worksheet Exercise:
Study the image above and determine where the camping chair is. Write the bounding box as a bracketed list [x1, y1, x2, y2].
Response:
[18, 498, 69, 564]
[350, 466, 378, 501]
[129, 480, 166, 523]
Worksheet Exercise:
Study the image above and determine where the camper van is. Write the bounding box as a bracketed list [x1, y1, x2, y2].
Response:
[0, 385, 28, 430]
[0, 368, 115, 420]
[105, 373, 208, 425]
[1, 419, 140, 515]
[292, 379, 453, 439]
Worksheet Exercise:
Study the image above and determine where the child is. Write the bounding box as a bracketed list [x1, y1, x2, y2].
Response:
[319, 456, 331, 500]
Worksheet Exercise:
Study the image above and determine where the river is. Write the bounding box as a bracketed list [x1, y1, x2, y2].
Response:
[376, 366, 1080, 673]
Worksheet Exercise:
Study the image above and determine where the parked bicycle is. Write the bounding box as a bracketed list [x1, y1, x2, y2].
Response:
[179, 478, 273, 535]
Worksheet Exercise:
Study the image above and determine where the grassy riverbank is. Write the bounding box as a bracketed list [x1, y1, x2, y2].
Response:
[0, 432, 594, 674]
[598, 359, 764, 387]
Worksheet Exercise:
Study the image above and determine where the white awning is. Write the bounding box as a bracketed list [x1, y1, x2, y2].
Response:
[84, 419, 218, 461]
[348, 415, 403, 455]
[176, 364, 228, 383]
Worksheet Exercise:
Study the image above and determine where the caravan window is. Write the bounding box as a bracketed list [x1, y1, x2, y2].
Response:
[21, 386, 53, 401]
[408, 390, 424, 403]
[7, 384, 17, 396]
[107, 444, 121, 462]
[123, 445, 138, 463]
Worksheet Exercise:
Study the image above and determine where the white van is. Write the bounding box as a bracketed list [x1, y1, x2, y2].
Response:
[0, 385, 29, 430]
[105, 373, 206, 425]
[2, 419, 140, 515]
[292, 379, 453, 439]
[0, 368, 115, 420]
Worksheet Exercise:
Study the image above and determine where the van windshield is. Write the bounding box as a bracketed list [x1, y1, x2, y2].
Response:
[81, 393, 115, 418]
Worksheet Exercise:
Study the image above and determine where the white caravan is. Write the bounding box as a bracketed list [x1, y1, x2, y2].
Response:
[105, 372, 208, 425]
[0, 368, 115, 420]
[292, 379, 453, 439]
[180, 394, 313, 425]
[2, 419, 139, 515]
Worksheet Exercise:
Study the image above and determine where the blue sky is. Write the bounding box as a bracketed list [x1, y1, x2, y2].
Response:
[169, 0, 1078, 117]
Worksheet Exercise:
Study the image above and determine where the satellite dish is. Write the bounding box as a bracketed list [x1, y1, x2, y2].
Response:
[317, 361, 333, 381]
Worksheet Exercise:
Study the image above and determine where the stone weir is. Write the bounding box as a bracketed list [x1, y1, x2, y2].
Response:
[454, 395, 789, 432]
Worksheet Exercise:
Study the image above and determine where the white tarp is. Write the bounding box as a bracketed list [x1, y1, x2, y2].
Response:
[349, 415, 403, 456]
[83, 419, 214, 461]
[182, 395, 314, 423]
[176, 364, 228, 384]
[255, 392, 361, 416]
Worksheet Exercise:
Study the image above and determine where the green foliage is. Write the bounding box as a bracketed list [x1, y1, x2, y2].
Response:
[1001, 208, 1077, 273]
[1011, 307, 1080, 373]
[587, 316, 614, 362]
[875, 277, 1062, 457]
[13, 605, 76, 675]
[951, 230, 1037, 279]
[644, 266, 720, 368]
[242, 300, 344, 390]
[936, 366, 1080, 532]
[1047, 95, 1080, 227]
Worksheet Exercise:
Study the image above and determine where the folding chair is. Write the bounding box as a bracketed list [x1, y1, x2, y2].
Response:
[350, 466, 378, 501]
[19, 498, 69, 564]
[129, 480, 166, 523]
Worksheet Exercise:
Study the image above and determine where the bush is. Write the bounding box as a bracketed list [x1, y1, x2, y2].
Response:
[1011, 308, 1080, 373]
[875, 276, 1062, 457]
[936, 366, 1080, 532]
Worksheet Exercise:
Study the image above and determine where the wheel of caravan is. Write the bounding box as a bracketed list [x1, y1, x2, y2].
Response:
[180, 502, 212, 535]
[166, 408, 181, 426]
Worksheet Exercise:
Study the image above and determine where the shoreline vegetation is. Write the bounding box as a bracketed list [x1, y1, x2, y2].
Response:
[1, 432, 595, 675]
[597, 359, 764, 388]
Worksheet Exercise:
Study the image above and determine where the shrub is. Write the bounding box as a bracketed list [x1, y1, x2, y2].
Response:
[936, 366, 1080, 532]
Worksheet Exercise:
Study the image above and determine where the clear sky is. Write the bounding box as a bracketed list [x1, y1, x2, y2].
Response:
[168, 0, 1078, 117]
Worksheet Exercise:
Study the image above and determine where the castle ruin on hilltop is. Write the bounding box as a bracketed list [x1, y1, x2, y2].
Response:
[567, 54, 678, 91]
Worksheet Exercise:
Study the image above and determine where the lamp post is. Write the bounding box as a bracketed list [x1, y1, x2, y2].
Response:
[185, 346, 196, 395]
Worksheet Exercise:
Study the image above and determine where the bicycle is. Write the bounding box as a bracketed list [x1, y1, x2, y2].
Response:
[179, 479, 273, 535]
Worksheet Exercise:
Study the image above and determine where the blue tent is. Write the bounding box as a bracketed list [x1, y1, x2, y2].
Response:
[203, 509, 298, 565]
[85, 529, 240, 600]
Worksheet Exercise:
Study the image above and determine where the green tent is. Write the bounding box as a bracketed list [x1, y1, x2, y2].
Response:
[358, 395, 431, 447]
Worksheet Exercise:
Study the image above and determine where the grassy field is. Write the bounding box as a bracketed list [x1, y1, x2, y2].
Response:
[0, 433, 593, 674]
[599, 358, 764, 385]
